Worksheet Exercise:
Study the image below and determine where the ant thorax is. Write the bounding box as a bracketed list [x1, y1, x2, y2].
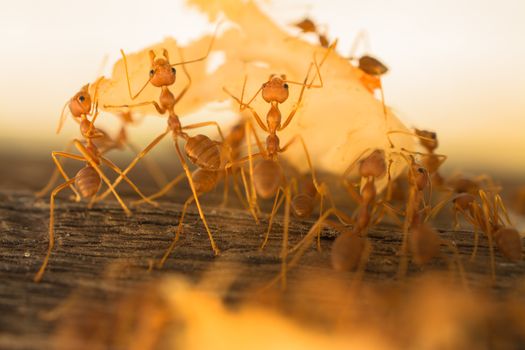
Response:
[267, 103, 281, 132]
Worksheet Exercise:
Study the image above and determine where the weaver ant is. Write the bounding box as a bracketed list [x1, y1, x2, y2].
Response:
[101, 30, 225, 255]
[34, 83, 155, 282]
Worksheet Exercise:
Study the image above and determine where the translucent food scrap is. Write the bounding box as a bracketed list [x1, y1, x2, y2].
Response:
[95, 0, 414, 190]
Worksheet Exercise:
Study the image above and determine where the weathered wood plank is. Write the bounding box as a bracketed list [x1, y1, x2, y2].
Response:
[1, 189, 524, 349]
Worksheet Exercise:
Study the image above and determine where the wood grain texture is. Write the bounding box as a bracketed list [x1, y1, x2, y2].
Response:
[1, 188, 524, 349]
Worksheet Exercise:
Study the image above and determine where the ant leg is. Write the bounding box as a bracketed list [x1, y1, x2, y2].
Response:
[230, 170, 250, 210]
[104, 100, 166, 114]
[221, 170, 230, 207]
[36, 141, 75, 198]
[245, 122, 258, 210]
[126, 141, 169, 190]
[132, 173, 186, 206]
[73, 140, 131, 217]
[34, 178, 76, 282]
[342, 180, 363, 206]
[494, 194, 512, 226]
[425, 192, 454, 222]
[280, 185, 292, 290]
[100, 156, 158, 207]
[289, 208, 337, 254]
[48, 151, 84, 201]
[157, 196, 195, 268]
[174, 48, 191, 104]
[239, 167, 260, 222]
[475, 197, 496, 281]
[316, 193, 325, 251]
[174, 139, 219, 255]
[260, 188, 284, 250]
[120, 49, 151, 100]
[97, 129, 169, 201]
[182, 121, 225, 142]
[442, 240, 469, 289]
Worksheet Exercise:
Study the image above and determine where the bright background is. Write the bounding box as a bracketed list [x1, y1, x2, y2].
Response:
[1, 0, 524, 177]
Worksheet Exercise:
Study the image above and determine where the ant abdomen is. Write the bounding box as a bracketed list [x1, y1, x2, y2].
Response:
[359, 150, 386, 178]
[493, 227, 522, 262]
[409, 223, 441, 266]
[253, 159, 282, 199]
[331, 232, 367, 271]
[291, 193, 314, 218]
[185, 135, 222, 171]
[192, 169, 220, 195]
[358, 56, 388, 76]
[74, 166, 101, 198]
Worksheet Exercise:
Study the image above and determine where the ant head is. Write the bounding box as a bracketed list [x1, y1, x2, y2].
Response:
[411, 163, 429, 191]
[261, 74, 289, 103]
[69, 84, 92, 117]
[148, 49, 176, 87]
[359, 149, 386, 178]
[415, 129, 438, 151]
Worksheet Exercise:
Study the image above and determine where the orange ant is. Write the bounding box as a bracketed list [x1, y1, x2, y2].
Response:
[385, 128, 447, 183]
[101, 32, 224, 255]
[381, 153, 465, 281]
[34, 83, 156, 282]
[469, 190, 521, 278]
[279, 150, 388, 289]
[36, 102, 168, 200]
[222, 49, 334, 287]
[292, 17, 330, 48]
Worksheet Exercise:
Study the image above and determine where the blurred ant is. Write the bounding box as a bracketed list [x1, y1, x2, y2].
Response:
[292, 17, 330, 48]
[386, 128, 447, 187]
[380, 153, 465, 281]
[34, 83, 155, 282]
[285, 149, 389, 283]
[102, 32, 225, 255]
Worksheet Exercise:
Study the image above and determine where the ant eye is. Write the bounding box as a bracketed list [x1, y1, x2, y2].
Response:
[149, 69, 155, 77]
[283, 83, 289, 89]
[79, 96, 85, 102]
[171, 67, 176, 74]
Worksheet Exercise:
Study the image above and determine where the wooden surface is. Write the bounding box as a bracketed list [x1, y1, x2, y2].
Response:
[1, 153, 525, 349]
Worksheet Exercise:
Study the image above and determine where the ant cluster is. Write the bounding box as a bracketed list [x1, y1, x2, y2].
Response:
[34, 17, 522, 288]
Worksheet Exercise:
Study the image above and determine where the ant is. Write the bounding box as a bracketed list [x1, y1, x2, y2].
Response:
[222, 49, 334, 287]
[284, 149, 388, 284]
[382, 153, 465, 281]
[36, 94, 168, 200]
[292, 17, 330, 48]
[101, 32, 224, 255]
[386, 128, 447, 187]
[470, 190, 521, 278]
[34, 83, 155, 282]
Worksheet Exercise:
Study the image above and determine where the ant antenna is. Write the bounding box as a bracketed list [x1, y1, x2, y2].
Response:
[170, 22, 222, 67]
[56, 101, 70, 134]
